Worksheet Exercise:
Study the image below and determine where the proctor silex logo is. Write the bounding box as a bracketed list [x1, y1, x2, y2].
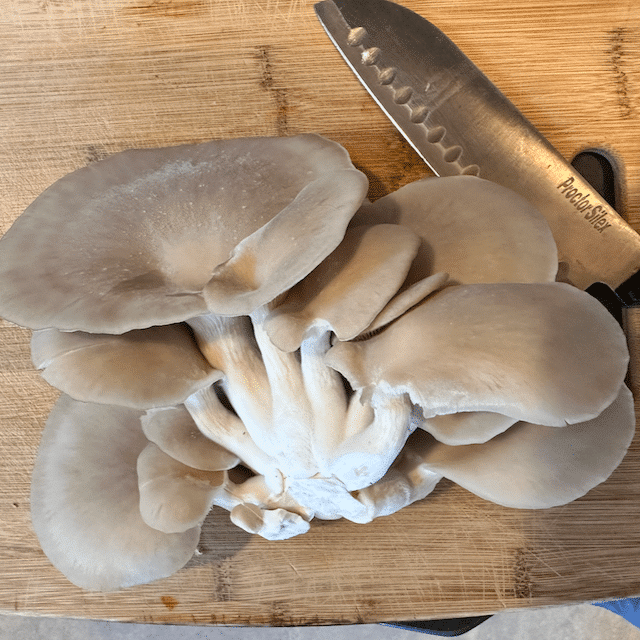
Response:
[557, 177, 612, 233]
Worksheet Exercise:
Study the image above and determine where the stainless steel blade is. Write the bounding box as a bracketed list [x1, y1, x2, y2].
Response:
[315, 0, 640, 293]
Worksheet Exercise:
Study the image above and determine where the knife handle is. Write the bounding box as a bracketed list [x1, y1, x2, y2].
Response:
[616, 273, 640, 306]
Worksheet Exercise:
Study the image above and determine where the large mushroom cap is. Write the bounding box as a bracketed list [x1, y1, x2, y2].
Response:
[352, 175, 558, 285]
[326, 282, 629, 427]
[30, 395, 200, 591]
[0, 134, 367, 333]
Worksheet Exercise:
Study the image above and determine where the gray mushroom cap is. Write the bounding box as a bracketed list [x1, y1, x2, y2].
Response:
[412, 384, 635, 508]
[352, 175, 558, 286]
[419, 412, 518, 445]
[30, 395, 200, 591]
[264, 224, 422, 352]
[0, 134, 367, 333]
[137, 442, 226, 534]
[326, 282, 629, 427]
[31, 325, 221, 409]
[141, 405, 240, 471]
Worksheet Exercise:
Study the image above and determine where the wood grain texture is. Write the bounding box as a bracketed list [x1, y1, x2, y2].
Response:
[1, 0, 640, 626]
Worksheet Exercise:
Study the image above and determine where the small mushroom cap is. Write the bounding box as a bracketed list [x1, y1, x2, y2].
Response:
[141, 405, 240, 471]
[352, 176, 558, 285]
[359, 271, 449, 337]
[420, 412, 518, 445]
[264, 224, 421, 352]
[31, 325, 221, 409]
[0, 134, 366, 333]
[30, 395, 200, 591]
[412, 384, 635, 508]
[137, 443, 226, 534]
[326, 282, 629, 427]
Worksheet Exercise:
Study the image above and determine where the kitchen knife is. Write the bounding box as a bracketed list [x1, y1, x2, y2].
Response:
[314, 0, 640, 305]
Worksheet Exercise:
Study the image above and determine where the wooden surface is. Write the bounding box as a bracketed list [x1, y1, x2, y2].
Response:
[2, 0, 640, 627]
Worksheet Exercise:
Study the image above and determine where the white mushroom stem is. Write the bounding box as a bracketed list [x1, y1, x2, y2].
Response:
[183, 385, 283, 492]
[219, 472, 313, 540]
[217, 474, 313, 521]
[247, 307, 401, 493]
[323, 390, 415, 490]
[188, 301, 418, 501]
[354, 442, 444, 520]
[248, 305, 318, 476]
[229, 504, 311, 541]
[299, 325, 348, 458]
[186, 314, 272, 430]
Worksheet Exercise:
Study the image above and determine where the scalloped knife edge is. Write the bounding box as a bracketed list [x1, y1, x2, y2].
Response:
[314, 0, 640, 303]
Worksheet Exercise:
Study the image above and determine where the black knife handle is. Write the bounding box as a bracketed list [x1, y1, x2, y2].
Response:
[616, 271, 640, 307]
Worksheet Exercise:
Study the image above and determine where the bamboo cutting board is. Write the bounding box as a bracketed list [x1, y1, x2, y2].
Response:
[1, 0, 640, 627]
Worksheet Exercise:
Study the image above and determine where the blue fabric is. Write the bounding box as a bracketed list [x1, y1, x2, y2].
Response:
[592, 598, 640, 630]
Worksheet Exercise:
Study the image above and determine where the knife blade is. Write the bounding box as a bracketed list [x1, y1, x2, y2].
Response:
[314, 0, 640, 303]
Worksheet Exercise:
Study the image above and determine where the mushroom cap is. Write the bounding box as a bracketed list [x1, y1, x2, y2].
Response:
[326, 282, 629, 427]
[30, 395, 200, 591]
[264, 224, 421, 352]
[137, 442, 226, 534]
[141, 405, 240, 471]
[0, 134, 367, 333]
[412, 384, 635, 508]
[31, 325, 221, 409]
[359, 271, 449, 337]
[202, 167, 369, 316]
[419, 412, 518, 445]
[352, 176, 558, 285]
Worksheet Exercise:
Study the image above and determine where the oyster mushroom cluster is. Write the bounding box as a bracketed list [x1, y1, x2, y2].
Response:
[0, 134, 633, 591]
